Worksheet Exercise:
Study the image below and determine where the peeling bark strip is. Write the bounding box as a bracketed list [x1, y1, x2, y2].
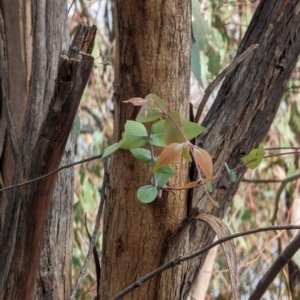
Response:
[0, 24, 96, 300]
[159, 1, 300, 299]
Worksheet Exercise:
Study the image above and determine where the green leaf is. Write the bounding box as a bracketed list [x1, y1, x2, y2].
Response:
[191, 39, 202, 86]
[181, 146, 192, 162]
[206, 44, 221, 76]
[151, 172, 171, 188]
[152, 163, 176, 175]
[230, 171, 237, 182]
[206, 182, 213, 192]
[293, 251, 300, 269]
[192, 0, 219, 49]
[192, 0, 221, 76]
[149, 120, 166, 147]
[102, 141, 122, 158]
[137, 185, 158, 203]
[136, 94, 165, 123]
[130, 148, 152, 163]
[145, 93, 165, 107]
[241, 143, 265, 169]
[225, 162, 236, 182]
[164, 112, 185, 145]
[120, 120, 148, 149]
[182, 121, 205, 140]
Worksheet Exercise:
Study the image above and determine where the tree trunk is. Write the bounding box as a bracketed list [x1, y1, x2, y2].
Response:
[101, 0, 300, 299]
[158, 1, 300, 299]
[0, 2, 95, 299]
[100, 0, 191, 299]
[34, 135, 74, 300]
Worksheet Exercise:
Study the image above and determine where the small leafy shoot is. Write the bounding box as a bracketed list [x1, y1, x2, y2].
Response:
[137, 185, 158, 203]
[241, 143, 265, 169]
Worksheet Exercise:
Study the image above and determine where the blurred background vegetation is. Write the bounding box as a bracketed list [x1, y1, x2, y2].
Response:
[68, 0, 300, 299]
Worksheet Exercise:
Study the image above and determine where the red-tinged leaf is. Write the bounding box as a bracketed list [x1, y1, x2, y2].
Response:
[153, 143, 183, 171]
[193, 147, 213, 180]
[123, 97, 148, 106]
[181, 146, 192, 162]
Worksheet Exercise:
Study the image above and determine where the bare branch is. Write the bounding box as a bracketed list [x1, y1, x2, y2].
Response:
[81, 105, 103, 130]
[111, 225, 300, 300]
[270, 173, 300, 225]
[249, 231, 300, 300]
[70, 157, 109, 300]
[194, 44, 259, 124]
[0, 154, 103, 193]
[242, 178, 282, 183]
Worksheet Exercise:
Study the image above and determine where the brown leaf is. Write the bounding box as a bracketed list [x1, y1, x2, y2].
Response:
[195, 214, 238, 300]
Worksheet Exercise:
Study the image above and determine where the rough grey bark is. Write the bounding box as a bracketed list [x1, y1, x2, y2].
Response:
[0, 2, 95, 299]
[158, 1, 300, 299]
[0, 2, 71, 299]
[34, 135, 74, 300]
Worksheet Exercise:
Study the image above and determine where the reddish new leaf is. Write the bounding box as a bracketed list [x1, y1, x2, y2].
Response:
[193, 147, 213, 180]
[153, 143, 183, 171]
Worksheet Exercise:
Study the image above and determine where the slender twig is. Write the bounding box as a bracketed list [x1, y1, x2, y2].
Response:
[70, 157, 109, 300]
[242, 178, 282, 183]
[81, 105, 103, 130]
[249, 231, 300, 300]
[0, 154, 103, 193]
[110, 224, 300, 300]
[84, 214, 101, 297]
[270, 172, 300, 225]
[265, 147, 300, 151]
[2, 149, 299, 194]
[264, 151, 300, 159]
[194, 44, 259, 123]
